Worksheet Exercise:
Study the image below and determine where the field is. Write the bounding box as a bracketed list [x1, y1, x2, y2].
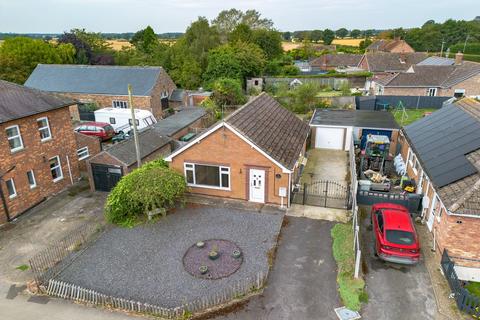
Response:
[106, 39, 132, 50]
[282, 41, 301, 51]
[332, 38, 363, 47]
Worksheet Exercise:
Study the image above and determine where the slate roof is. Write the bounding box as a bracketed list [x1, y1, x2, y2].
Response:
[169, 89, 186, 102]
[103, 128, 171, 166]
[25, 64, 164, 96]
[226, 93, 310, 170]
[0, 80, 75, 124]
[153, 108, 206, 137]
[417, 56, 455, 66]
[404, 99, 480, 190]
[376, 62, 480, 88]
[363, 52, 428, 72]
[310, 54, 363, 68]
[367, 39, 413, 52]
[310, 109, 400, 129]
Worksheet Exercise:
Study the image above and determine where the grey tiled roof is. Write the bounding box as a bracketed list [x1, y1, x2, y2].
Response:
[0, 80, 75, 124]
[153, 108, 206, 137]
[310, 54, 363, 68]
[310, 109, 399, 129]
[417, 56, 454, 66]
[364, 52, 428, 72]
[226, 93, 310, 170]
[169, 89, 186, 102]
[104, 128, 171, 166]
[25, 64, 164, 96]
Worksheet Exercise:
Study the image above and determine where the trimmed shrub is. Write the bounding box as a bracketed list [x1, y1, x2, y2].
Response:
[104, 159, 186, 226]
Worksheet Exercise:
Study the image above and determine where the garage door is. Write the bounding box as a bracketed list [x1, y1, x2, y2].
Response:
[91, 164, 123, 192]
[315, 127, 345, 150]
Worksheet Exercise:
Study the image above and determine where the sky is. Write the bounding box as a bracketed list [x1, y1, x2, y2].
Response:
[0, 0, 478, 34]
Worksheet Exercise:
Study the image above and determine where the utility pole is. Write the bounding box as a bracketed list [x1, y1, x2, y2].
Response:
[128, 84, 142, 168]
[463, 34, 470, 53]
[440, 39, 445, 57]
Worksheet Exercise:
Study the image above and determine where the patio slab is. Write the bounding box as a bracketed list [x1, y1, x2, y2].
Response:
[301, 149, 349, 184]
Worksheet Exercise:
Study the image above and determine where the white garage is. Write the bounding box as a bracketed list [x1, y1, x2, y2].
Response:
[314, 126, 348, 150]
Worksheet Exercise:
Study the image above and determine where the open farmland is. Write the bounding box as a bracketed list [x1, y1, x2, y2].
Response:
[332, 38, 363, 47]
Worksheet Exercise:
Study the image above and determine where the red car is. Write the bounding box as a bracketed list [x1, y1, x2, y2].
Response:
[371, 203, 420, 265]
[74, 122, 115, 141]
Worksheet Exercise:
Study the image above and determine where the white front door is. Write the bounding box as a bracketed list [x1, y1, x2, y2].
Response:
[427, 195, 437, 231]
[249, 169, 265, 203]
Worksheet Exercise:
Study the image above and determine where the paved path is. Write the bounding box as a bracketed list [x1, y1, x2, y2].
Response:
[360, 207, 437, 320]
[216, 217, 340, 320]
[301, 149, 349, 184]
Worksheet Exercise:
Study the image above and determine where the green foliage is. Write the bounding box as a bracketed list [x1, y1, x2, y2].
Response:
[359, 38, 373, 51]
[183, 17, 220, 70]
[203, 42, 266, 83]
[213, 8, 274, 41]
[310, 30, 323, 42]
[130, 26, 158, 54]
[271, 71, 373, 79]
[336, 28, 349, 39]
[15, 264, 30, 271]
[331, 223, 367, 311]
[340, 81, 351, 95]
[391, 108, 437, 126]
[200, 97, 222, 119]
[322, 29, 335, 45]
[350, 29, 362, 39]
[0, 37, 75, 83]
[450, 42, 480, 55]
[104, 159, 186, 226]
[229, 24, 253, 43]
[251, 29, 283, 59]
[211, 78, 247, 106]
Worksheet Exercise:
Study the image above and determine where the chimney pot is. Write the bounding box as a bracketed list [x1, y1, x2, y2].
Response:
[455, 51, 464, 65]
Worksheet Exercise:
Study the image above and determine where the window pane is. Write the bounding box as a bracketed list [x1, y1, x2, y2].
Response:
[186, 170, 194, 184]
[221, 173, 229, 188]
[6, 180, 15, 196]
[6, 126, 19, 137]
[195, 165, 220, 186]
[8, 137, 21, 150]
[37, 118, 47, 128]
[386, 230, 414, 245]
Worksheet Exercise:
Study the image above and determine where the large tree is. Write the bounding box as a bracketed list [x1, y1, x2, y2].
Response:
[310, 30, 323, 42]
[182, 17, 220, 69]
[322, 29, 335, 45]
[251, 29, 283, 59]
[212, 9, 273, 41]
[0, 37, 75, 83]
[130, 26, 158, 54]
[336, 28, 349, 39]
[350, 29, 361, 39]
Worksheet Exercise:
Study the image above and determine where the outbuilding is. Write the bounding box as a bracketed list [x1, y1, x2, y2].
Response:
[309, 109, 400, 154]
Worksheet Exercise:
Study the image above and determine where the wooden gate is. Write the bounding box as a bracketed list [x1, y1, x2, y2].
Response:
[291, 180, 351, 209]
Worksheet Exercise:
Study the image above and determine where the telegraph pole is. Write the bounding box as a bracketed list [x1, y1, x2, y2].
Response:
[128, 84, 142, 168]
[463, 35, 470, 53]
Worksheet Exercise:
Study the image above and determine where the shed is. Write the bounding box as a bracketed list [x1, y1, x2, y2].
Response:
[309, 109, 400, 152]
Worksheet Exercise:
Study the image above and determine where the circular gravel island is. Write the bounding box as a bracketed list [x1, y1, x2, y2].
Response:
[183, 239, 243, 280]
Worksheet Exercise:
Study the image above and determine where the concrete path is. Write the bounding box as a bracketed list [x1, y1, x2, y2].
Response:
[360, 206, 437, 320]
[301, 149, 349, 184]
[287, 204, 349, 223]
[216, 217, 340, 320]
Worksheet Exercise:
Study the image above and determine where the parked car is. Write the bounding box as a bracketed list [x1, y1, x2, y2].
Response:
[94, 108, 157, 133]
[371, 203, 420, 265]
[74, 122, 115, 141]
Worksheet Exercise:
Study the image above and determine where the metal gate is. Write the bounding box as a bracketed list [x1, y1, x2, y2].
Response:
[291, 180, 351, 209]
[91, 164, 123, 192]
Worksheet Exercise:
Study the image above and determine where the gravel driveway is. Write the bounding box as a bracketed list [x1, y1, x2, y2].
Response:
[360, 206, 437, 320]
[56, 206, 283, 308]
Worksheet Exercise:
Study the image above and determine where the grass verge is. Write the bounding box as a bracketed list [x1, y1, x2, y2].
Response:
[331, 223, 367, 311]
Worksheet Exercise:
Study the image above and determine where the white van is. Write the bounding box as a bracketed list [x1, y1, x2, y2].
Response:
[94, 108, 157, 133]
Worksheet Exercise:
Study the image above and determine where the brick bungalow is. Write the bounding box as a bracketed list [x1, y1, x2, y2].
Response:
[165, 93, 310, 207]
[372, 53, 480, 97]
[367, 39, 415, 53]
[399, 98, 480, 280]
[0, 80, 81, 223]
[24, 64, 177, 120]
[309, 54, 363, 71]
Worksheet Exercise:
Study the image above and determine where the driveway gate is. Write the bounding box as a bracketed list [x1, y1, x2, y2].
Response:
[291, 180, 351, 209]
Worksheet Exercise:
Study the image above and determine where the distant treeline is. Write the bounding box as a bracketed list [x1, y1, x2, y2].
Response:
[0, 32, 183, 40]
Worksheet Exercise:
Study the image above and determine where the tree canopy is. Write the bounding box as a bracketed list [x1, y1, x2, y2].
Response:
[322, 29, 335, 45]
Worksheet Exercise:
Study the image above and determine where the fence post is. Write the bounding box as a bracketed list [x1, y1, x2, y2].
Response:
[303, 183, 307, 205]
[324, 181, 329, 207]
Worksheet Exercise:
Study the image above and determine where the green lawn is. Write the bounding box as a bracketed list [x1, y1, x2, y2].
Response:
[391, 108, 437, 127]
[331, 223, 367, 311]
[466, 282, 480, 298]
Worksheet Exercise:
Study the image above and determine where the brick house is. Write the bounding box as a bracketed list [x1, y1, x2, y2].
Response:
[165, 93, 310, 207]
[398, 98, 480, 280]
[24, 64, 177, 120]
[309, 54, 363, 71]
[367, 39, 415, 53]
[372, 53, 480, 97]
[74, 132, 102, 172]
[0, 80, 80, 223]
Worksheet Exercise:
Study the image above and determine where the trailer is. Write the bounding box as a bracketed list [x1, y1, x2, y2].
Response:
[94, 108, 157, 133]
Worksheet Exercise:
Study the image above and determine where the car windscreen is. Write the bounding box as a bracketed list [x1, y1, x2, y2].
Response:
[386, 230, 415, 245]
[104, 125, 114, 132]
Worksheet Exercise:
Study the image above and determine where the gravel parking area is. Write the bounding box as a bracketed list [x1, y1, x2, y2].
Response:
[56, 206, 283, 308]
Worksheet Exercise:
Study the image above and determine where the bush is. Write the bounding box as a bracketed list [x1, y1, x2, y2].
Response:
[104, 159, 186, 226]
[211, 77, 247, 106]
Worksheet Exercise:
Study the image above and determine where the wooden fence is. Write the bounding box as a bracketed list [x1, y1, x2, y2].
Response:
[441, 250, 480, 317]
[29, 223, 103, 285]
[46, 270, 267, 319]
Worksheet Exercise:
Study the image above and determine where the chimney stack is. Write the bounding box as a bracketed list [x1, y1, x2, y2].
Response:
[455, 52, 464, 65]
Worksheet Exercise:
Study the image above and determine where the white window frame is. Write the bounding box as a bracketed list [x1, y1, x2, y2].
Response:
[49, 156, 64, 182]
[427, 88, 437, 97]
[408, 148, 418, 175]
[6, 178, 17, 198]
[77, 147, 90, 160]
[112, 100, 128, 108]
[27, 170, 37, 189]
[184, 163, 230, 190]
[6, 125, 24, 152]
[37, 117, 52, 142]
[454, 89, 466, 98]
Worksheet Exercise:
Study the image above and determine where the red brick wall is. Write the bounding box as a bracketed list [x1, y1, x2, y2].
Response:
[169, 126, 291, 206]
[0, 107, 80, 223]
[74, 132, 102, 172]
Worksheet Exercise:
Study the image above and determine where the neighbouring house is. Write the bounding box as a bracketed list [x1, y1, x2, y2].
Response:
[86, 108, 208, 192]
[169, 89, 212, 109]
[372, 53, 480, 97]
[246, 78, 265, 93]
[74, 132, 102, 173]
[0, 80, 81, 223]
[24, 64, 177, 120]
[309, 109, 400, 155]
[165, 92, 310, 207]
[367, 39, 415, 53]
[309, 54, 363, 71]
[399, 98, 480, 280]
